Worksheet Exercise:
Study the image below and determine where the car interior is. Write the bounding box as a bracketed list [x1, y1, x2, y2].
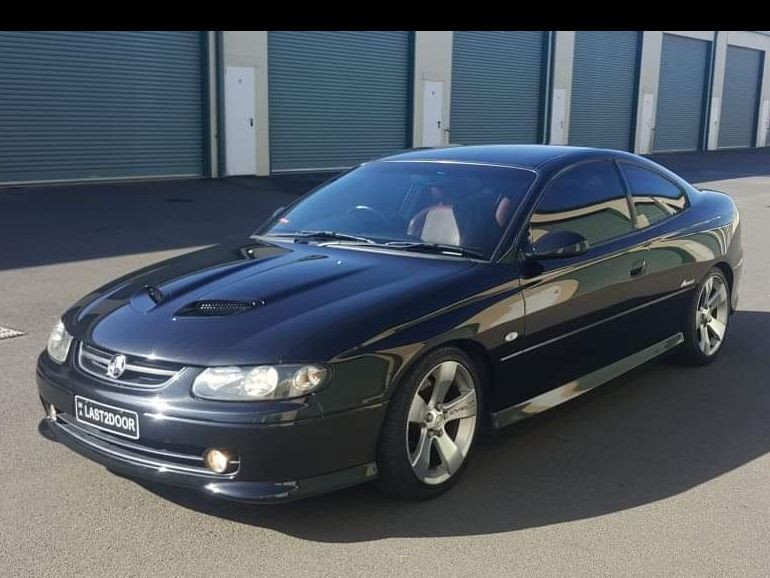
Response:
[402, 181, 516, 253]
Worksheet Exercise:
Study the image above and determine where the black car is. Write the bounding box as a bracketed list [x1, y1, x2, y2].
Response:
[37, 145, 743, 502]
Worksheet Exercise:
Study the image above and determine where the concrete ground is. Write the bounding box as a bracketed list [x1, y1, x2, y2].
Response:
[0, 149, 768, 577]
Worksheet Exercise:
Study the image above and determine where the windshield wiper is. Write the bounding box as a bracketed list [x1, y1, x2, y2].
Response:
[266, 230, 376, 245]
[264, 232, 484, 259]
[384, 241, 486, 260]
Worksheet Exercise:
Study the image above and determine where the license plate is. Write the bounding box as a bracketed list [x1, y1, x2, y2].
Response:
[74, 395, 140, 440]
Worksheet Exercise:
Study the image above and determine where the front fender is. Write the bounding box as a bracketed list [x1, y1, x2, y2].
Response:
[316, 269, 524, 416]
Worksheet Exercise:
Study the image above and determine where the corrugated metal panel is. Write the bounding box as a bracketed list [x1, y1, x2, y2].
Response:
[719, 45, 763, 148]
[569, 31, 640, 150]
[0, 31, 205, 184]
[268, 31, 410, 172]
[450, 31, 545, 145]
[654, 34, 711, 152]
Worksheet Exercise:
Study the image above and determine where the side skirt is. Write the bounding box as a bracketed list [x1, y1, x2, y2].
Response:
[491, 332, 684, 430]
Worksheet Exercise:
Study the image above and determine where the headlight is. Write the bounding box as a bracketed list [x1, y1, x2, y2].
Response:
[47, 320, 73, 364]
[192, 364, 329, 401]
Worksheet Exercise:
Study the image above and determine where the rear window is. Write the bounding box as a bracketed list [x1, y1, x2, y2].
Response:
[621, 164, 689, 227]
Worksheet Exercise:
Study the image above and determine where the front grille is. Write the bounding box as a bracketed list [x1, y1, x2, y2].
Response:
[54, 413, 239, 477]
[77, 342, 184, 389]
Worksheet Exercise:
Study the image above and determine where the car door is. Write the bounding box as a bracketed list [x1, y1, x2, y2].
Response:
[618, 161, 696, 343]
[495, 159, 651, 410]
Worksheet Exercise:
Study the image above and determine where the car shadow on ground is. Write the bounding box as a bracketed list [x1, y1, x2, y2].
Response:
[0, 174, 327, 271]
[134, 309, 770, 542]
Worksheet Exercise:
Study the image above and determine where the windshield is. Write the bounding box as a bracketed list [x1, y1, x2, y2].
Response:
[264, 161, 536, 259]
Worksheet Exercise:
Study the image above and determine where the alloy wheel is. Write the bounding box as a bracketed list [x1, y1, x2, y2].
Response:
[406, 360, 478, 485]
[696, 274, 729, 356]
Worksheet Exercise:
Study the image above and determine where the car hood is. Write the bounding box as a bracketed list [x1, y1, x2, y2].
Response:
[66, 238, 476, 366]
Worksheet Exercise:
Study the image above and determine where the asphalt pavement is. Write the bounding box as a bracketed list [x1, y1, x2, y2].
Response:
[1, 149, 769, 577]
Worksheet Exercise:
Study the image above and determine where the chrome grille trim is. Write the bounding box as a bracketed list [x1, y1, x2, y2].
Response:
[77, 342, 184, 389]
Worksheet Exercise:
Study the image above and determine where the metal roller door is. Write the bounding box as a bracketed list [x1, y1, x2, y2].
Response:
[719, 45, 763, 148]
[268, 31, 410, 172]
[450, 31, 546, 145]
[0, 31, 206, 184]
[569, 31, 640, 150]
[654, 34, 711, 152]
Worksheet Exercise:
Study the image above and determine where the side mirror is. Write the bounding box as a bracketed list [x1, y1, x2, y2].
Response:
[523, 230, 589, 260]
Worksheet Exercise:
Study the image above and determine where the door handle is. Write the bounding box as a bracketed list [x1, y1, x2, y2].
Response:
[249, 118, 254, 127]
[630, 259, 648, 277]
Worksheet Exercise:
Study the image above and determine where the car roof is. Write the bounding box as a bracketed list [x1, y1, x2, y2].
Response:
[379, 144, 612, 170]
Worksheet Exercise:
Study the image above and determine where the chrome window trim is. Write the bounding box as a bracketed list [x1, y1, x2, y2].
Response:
[378, 158, 539, 174]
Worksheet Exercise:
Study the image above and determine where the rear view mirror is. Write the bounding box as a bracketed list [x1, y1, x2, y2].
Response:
[523, 230, 589, 260]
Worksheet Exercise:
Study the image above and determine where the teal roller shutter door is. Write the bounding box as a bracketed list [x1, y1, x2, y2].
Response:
[654, 34, 711, 152]
[450, 31, 546, 145]
[268, 31, 410, 172]
[719, 45, 763, 149]
[569, 31, 640, 150]
[0, 31, 206, 184]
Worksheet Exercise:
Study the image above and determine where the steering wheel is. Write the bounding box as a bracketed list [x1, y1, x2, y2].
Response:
[346, 205, 390, 228]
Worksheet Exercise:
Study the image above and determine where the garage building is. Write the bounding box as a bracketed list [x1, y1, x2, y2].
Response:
[0, 30, 768, 184]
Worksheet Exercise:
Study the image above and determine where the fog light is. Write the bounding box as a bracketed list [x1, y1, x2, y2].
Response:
[204, 448, 232, 474]
[46, 403, 58, 421]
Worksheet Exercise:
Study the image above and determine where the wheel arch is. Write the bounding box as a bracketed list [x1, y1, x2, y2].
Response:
[388, 337, 496, 417]
[443, 339, 495, 396]
[713, 261, 734, 311]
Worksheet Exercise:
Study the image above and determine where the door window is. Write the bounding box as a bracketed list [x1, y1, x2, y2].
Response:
[530, 161, 634, 247]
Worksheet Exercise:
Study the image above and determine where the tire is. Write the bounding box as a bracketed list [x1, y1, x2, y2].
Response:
[675, 267, 731, 366]
[375, 346, 482, 500]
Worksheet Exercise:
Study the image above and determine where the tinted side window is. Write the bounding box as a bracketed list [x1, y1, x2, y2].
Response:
[622, 164, 688, 227]
[530, 161, 633, 247]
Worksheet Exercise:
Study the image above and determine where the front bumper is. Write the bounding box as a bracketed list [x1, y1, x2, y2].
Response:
[37, 357, 385, 503]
